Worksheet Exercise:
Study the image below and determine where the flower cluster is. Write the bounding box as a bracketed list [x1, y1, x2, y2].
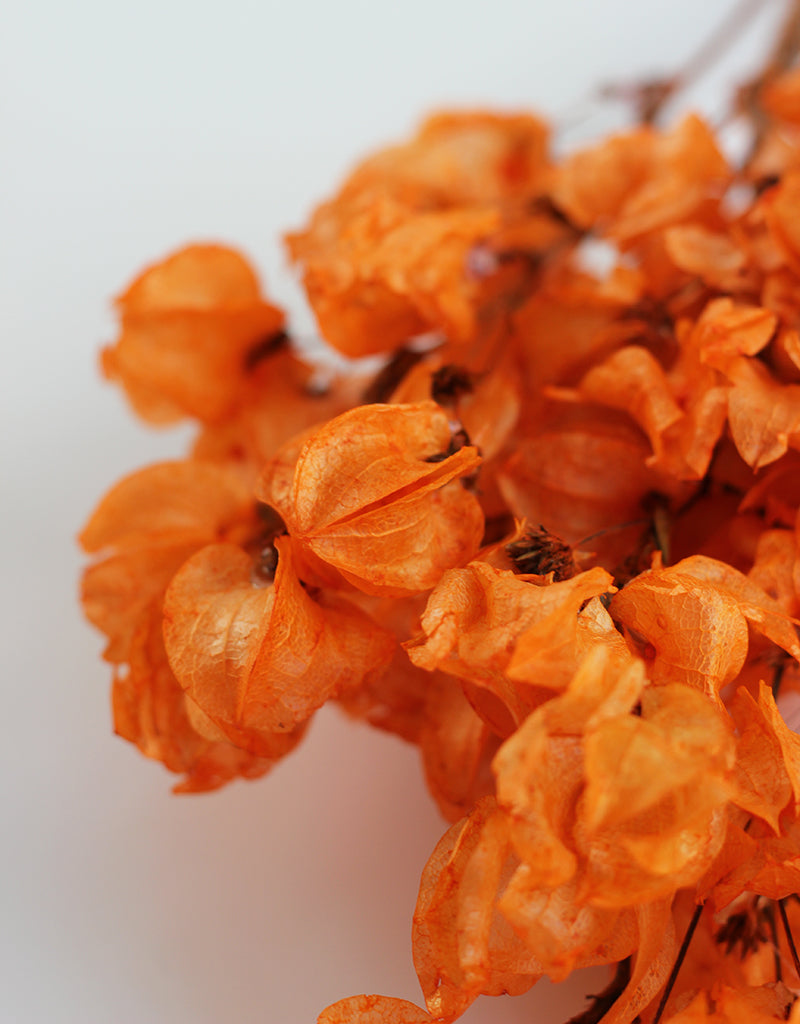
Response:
[81, 67, 800, 1024]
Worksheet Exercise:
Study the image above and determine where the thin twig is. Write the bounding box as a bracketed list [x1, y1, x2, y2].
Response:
[778, 898, 800, 978]
[652, 903, 704, 1024]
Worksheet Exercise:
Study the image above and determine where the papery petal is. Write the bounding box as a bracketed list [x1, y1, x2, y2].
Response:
[406, 562, 615, 726]
[277, 403, 483, 595]
[664, 224, 748, 291]
[412, 798, 541, 1021]
[104, 245, 285, 423]
[609, 568, 750, 698]
[111, 604, 290, 793]
[726, 357, 800, 469]
[317, 994, 433, 1024]
[668, 555, 800, 661]
[163, 538, 394, 753]
[79, 460, 253, 553]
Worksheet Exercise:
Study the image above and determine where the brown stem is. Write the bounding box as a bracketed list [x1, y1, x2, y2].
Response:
[652, 903, 704, 1024]
[778, 898, 800, 978]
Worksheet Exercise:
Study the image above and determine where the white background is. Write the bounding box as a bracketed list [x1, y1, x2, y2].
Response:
[2, 2, 790, 1022]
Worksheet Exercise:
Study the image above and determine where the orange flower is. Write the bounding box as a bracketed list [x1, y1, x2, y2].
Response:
[80, 460, 282, 790]
[287, 111, 549, 357]
[406, 560, 615, 728]
[103, 244, 285, 424]
[258, 402, 483, 595]
[163, 537, 395, 754]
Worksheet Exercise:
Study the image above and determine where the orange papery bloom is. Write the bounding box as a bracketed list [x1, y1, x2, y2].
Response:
[551, 116, 729, 241]
[668, 555, 800, 660]
[417, 671, 502, 823]
[494, 647, 736, 912]
[729, 682, 800, 835]
[747, 528, 800, 618]
[498, 408, 682, 567]
[551, 345, 684, 463]
[317, 995, 434, 1023]
[287, 111, 549, 358]
[705, 680, 800, 909]
[163, 537, 395, 754]
[289, 197, 499, 357]
[762, 66, 800, 126]
[80, 460, 256, 663]
[764, 172, 800, 277]
[102, 244, 285, 424]
[405, 561, 615, 729]
[80, 460, 281, 790]
[412, 797, 543, 1021]
[509, 274, 641, 396]
[258, 402, 483, 596]
[330, 110, 549, 209]
[411, 789, 677, 1022]
[725, 356, 800, 469]
[110, 601, 299, 793]
[390, 355, 521, 462]
[609, 556, 800, 698]
[609, 570, 748, 697]
[663, 224, 752, 293]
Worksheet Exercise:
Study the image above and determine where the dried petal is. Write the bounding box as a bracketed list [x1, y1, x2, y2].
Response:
[317, 995, 433, 1024]
[103, 245, 285, 423]
[163, 538, 394, 753]
[273, 403, 483, 595]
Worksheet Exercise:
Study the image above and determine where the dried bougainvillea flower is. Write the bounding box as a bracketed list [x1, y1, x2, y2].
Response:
[287, 111, 549, 358]
[498, 407, 680, 569]
[725, 356, 800, 470]
[289, 198, 499, 357]
[663, 983, 800, 1022]
[412, 797, 542, 1021]
[259, 402, 483, 595]
[80, 460, 256, 659]
[663, 224, 750, 292]
[111, 602, 298, 793]
[406, 560, 615, 728]
[495, 647, 736, 919]
[163, 537, 395, 753]
[609, 566, 750, 698]
[391, 354, 521, 462]
[102, 244, 285, 424]
[551, 115, 729, 241]
[334, 109, 550, 208]
[729, 682, 800, 834]
[669, 555, 800, 660]
[80, 460, 283, 790]
[417, 671, 501, 822]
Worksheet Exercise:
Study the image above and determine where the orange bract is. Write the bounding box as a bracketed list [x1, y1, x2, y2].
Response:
[163, 538, 394, 753]
[406, 561, 615, 728]
[103, 244, 285, 424]
[287, 111, 549, 358]
[80, 460, 282, 790]
[260, 402, 484, 595]
[317, 995, 433, 1024]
